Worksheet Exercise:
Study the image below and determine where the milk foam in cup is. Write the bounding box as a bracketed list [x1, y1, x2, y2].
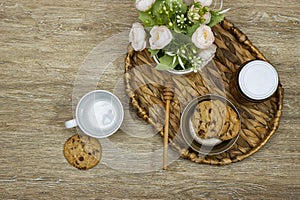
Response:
[65, 90, 124, 138]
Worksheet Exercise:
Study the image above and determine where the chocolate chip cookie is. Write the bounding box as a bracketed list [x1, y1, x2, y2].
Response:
[64, 134, 102, 170]
[219, 105, 240, 140]
[192, 99, 240, 141]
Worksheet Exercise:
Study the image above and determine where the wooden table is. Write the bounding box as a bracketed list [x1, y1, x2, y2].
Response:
[0, 0, 299, 199]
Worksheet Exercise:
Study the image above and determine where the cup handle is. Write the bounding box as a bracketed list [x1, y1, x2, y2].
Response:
[65, 119, 77, 129]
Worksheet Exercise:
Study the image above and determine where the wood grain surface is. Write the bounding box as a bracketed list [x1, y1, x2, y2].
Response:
[0, 0, 299, 199]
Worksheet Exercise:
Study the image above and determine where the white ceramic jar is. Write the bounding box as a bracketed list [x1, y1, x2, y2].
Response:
[231, 60, 279, 104]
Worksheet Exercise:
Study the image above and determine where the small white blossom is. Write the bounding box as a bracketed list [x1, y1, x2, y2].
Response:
[149, 26, 173, 50]
[188, 5, 201, 23]
[129, 22, 147, 51]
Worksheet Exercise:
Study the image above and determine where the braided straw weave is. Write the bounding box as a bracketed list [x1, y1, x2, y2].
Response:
[124, 18, 284, 165]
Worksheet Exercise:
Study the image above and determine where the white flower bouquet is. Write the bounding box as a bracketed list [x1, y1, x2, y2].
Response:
[129, 0, 229, 72]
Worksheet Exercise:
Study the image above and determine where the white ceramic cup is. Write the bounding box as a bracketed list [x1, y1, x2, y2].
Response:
[65, 90, 124, 138]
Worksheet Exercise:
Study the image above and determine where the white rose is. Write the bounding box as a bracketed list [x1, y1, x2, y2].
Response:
[203, 12, 211, 24]
[135, 0, 155, 12]
[149, 26, 173, 50]
[129, 22, 147, 51]
[195, 0, 212, 7]
[192, 24, 215, 49]
[198, 44, 217, 63]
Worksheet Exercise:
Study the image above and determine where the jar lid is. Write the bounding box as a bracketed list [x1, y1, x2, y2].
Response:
[238, 60, 279, 100]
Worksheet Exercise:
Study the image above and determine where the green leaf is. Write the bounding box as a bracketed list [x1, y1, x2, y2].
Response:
[160, 54, 173, 65]
[155, 54, 175, 70]
[176, 0, 187, 14]
[172, 31, 191, 46]
[155, 63, 173, 70]
[148, 49, 160, 56]
[152, 1, 164, 22]
[208, 11, 224, 27]
[138, 11, 155, 27]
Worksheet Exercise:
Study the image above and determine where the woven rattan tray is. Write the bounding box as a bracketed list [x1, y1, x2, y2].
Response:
[124, 18, 284, 165]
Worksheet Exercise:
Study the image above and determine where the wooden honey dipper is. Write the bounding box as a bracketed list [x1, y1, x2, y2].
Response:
[162, 82, 174, 170]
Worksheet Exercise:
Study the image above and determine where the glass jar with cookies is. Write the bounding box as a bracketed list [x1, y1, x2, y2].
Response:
[180, 94, 241, 155]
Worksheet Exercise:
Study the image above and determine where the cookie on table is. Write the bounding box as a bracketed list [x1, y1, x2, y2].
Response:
[64, 134, 102, 170]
